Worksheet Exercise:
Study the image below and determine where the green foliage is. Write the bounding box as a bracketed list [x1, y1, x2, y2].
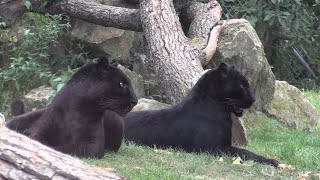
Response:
[50, 66, 76, 92]
[222, 0, 319, 43]
[0, 12, 94, 115]
[0, 13, 70, 115]
[108, 52, 120, 64]
[221, 0, 320, 88]
[24, 0, 32, 10]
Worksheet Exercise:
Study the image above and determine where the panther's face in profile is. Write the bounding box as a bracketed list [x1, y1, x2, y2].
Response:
[202, 63, 256, 116]
[67, 58, 138, 116]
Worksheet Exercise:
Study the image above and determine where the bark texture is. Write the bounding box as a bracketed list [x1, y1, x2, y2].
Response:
[0, 125, 125, 180]
[182, 1, 223, 65]
[140, 0, 222, 104]
[140, 0, 204, 104]
[0, 0, 142, 31]
[47, 0, 142, 32]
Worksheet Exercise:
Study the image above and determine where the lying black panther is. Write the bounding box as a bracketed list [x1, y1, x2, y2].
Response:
[6, 58, 138, 158]
[124, 63, 280, 167]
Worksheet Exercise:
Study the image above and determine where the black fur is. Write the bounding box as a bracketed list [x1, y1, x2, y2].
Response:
[10, 99, 25, 116]
[124, 63, 280, 167]
[6, 58, 138, 158]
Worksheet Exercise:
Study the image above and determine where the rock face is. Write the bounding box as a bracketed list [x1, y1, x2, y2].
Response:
[117, 64, 145, 98]
[71, 20, 139, 59]
[263, 81, 318, 131]
[131, 98, 171, 112]
[231, 115, 248, 145]
[207, 19, 276, 112]
[132, 98, 248, 145]
[23, 86, 56, 112]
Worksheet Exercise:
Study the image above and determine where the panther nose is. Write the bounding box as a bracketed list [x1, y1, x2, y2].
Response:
[251, 96, 256, 103]
[130, 98, 138, 107]
[249, 90, 256, 103]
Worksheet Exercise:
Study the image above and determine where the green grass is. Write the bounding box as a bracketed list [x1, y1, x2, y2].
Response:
[84, 90, 320, 179]
[85, 143, 294, 180]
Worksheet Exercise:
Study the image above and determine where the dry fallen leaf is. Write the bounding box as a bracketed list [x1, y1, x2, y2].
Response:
[277, 163, 295, 172]
[194, 175, 210, 179]
[217, 157, 224, 162]
[232, 156, 243, 165]
[153, 149, 173, 154]
[298, 172, 320, 180]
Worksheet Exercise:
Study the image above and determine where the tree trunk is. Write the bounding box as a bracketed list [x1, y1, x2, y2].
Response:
[140, 0, 203, 104]
[0, 124, 125, 180]
[140, 0, 222, 104]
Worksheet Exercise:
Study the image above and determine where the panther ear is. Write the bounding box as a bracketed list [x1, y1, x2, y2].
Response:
[97, 57, 111, 71]
[218, 63, 229, 77]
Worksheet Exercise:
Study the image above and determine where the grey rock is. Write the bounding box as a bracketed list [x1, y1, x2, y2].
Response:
[263, 81, 318, 131]
[117, 64, 145, 98]
[231, 114, 248, 146]
[131, 98, 171, 112]
[71, 20, 140, 59]
[23, 86, 56, 112]
[207, 19, 276, 112]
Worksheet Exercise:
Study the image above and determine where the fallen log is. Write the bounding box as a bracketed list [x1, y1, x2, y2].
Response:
[0, 124, 125, 180]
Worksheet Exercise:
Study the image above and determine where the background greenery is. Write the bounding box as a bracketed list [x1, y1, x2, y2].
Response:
[0, 13, 92, 116]
[220, 0, 320, 89]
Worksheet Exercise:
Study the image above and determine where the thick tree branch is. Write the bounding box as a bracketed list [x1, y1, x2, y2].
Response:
[47, 0, 142, 32]
[0, 125, 125, 179]
[0, 0, 142, 31]
[181, 0, 223, 66]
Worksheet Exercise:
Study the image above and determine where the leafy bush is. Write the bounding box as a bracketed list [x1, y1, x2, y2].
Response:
[0, 13, 67, 114]
[0, 12, 94, 115]
[220, 0, 320, 88]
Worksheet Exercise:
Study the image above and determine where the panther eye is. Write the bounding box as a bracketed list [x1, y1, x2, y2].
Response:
[240, 85, 244, 89]
[119, 82, 125, 88]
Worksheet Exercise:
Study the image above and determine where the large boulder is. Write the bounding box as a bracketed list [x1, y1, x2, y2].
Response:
[207, 19, 276, 112]
[71, 20, 139, 59]
[23, 86, 56, 112]
[263, 81, 318, 131]
[132, 98, 248, 145]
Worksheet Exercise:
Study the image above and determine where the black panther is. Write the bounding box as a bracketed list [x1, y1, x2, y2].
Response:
[6, 58, 138, 158]
[124, 63, 280, 167]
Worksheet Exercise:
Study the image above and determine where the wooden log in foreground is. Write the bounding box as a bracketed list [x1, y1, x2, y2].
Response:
[0, 125, 125, 180]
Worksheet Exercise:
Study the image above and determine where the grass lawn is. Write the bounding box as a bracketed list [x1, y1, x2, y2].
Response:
[85, 90, 320, 179]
